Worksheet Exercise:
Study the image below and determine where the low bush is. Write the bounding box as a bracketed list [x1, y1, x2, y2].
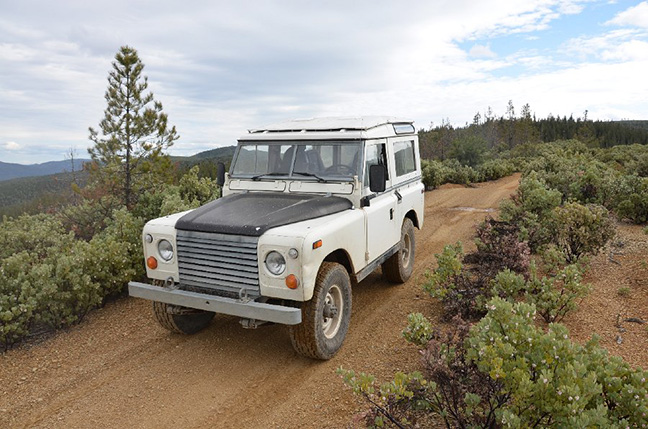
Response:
[476, 158, 516, 182]
[0, 208, 145, 349]
[550, 203, 616, 263]
[342, 299, 648, 428]
[523, 264, 591, 323]
[0, 166, 219, 350]
[421, 159, 449, 189]
[464, 218, 530, 279]
[499, 172, 562, 250]
[422, 243, 489, 321]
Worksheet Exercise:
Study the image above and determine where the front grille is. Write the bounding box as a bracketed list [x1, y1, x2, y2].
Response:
[176, 230, 260, 299]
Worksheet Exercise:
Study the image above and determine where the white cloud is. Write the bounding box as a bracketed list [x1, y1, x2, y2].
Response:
[469, 44, 497, 58]
[607, 1, 648, 28]
[0, 0, 646, 163]
[560, 28, 646, 60]
[4, 141, 20, 150]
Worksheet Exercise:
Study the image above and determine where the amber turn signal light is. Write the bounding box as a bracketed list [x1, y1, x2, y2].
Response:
[312, 239, 322, 249]
[147, 256, 158, 270]
[285, 274, 299, 289]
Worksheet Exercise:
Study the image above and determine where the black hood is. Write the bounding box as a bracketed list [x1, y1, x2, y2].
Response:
[175, 192, 353, 236]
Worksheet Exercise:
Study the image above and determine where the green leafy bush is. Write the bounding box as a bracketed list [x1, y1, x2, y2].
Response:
[500, 172, 562, 250]
[337, 368, 431, 428]
[550, 203, 616, 263]
[0, 208, 144, 348]
[420, 159, 448, 189]
[423, 243, 490, 321]
[449, 135, 488, 167]
[612, 175, 648, 223]
[467, 298, 648, 427]
[343, 300, 648, 428]
[477, 158, 516, 182]
[523, 264, 591, 323]
[402, 313, 434, 347]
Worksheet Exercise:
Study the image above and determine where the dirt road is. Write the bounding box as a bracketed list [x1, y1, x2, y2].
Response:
[0, 174, 520, 428]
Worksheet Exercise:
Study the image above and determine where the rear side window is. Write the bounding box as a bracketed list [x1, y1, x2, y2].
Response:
[394, 140, 416, 176]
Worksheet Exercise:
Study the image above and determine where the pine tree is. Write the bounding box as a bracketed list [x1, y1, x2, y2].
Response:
[88, 45, 178, 209]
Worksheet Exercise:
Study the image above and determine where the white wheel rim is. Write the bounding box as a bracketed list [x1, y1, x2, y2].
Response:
[322, 284, 343, 339]
[401, 232, 411, 269]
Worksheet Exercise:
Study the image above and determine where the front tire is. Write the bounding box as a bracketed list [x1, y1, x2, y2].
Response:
[382, 218, 416, 283]
[153, 302, 215, 335]
[289, 262, 352, 360]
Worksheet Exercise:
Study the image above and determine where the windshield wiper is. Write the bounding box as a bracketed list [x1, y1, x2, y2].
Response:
[292, 171, 328, 182]
[251, 172, 288, 181]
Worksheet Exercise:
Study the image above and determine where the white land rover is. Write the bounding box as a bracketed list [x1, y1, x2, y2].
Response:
[128, 117, 424, 359]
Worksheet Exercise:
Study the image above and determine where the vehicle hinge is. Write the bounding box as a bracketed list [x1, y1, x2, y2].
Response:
[365, 251, 370, 261]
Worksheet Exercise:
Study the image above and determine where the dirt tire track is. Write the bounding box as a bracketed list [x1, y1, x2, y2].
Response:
[0, 174, 520, 429]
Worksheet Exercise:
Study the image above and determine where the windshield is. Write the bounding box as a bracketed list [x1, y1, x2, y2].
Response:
[231, 142, 361, 181]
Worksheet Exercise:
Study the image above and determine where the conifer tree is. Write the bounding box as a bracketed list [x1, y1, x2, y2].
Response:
[88, 45, 178, 209]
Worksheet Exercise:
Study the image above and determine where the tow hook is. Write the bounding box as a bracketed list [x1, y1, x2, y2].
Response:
[240, 319, 267, 329]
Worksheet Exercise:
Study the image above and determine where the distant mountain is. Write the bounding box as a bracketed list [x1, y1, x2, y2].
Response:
[0, 146, 238, 183]
[0, 159, 89, 182]
[0, 146, 238, 218]
[171, 146, 236, 163]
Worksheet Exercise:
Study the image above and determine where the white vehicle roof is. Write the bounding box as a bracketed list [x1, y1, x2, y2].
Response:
[240, 116, 416, 141]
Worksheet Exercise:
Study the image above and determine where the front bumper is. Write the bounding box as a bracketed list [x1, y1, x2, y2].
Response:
[128, 282, 302, 325]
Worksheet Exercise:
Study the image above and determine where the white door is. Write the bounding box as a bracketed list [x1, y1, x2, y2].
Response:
[363, 142, 399, 263]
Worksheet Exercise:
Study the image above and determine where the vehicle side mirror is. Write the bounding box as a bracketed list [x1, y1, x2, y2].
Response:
[369, 164, 386, 193]
[216, 162, 226, 187]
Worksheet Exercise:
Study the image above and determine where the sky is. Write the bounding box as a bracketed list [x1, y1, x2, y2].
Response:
[1, 0, 647, 165]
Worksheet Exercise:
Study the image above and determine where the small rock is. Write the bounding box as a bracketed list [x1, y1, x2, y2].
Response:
[616, 335, 623, 344]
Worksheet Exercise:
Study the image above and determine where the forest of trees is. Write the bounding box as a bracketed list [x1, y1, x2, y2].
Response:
[419, 101, 648, 162]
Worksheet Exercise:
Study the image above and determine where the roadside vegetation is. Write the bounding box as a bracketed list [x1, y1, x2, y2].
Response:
[0, 46, 219, 350]
[340, 130, 648, 426]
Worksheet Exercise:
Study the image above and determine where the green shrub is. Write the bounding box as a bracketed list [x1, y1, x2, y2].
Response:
[0, 208, 145, 349]
[338, 368, 431, 428]
[500, 172, 562, 250]
[343, 300, 648, 428]
[467, 298, 648, 427]
[550, 203, 616, 263]
[421, 159, 447, 189]
[523, 264, 591, 323]
[612, 175, 648, 223]
[402, 313, 434, 347]
[477, 158, 516, 182]
[0, 252, 39, 349]
[423, 243, 490, 321]
[442, 159, 480, 185]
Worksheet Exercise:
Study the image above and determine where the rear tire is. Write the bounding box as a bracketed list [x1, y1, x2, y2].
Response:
[289, 262, 352, 360]
[153, 302, 215, 335]
[382, 218, 416, 283]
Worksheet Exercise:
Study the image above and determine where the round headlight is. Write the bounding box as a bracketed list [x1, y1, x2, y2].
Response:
[265, 251, 286, 275]
[158, 239, 174, 261]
